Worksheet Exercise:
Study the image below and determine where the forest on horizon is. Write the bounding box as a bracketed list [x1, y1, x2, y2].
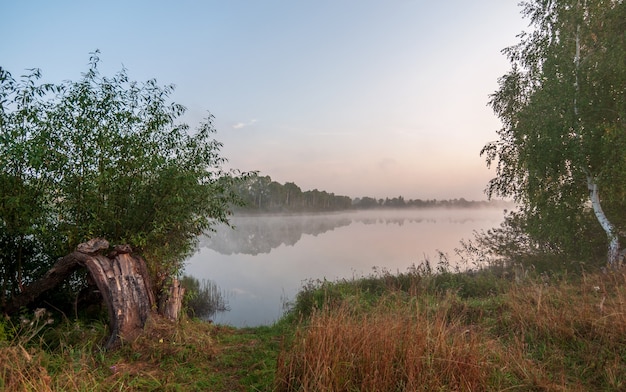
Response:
[233, 174, 511, 213]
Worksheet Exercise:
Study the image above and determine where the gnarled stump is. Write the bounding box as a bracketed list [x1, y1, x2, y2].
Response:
[4, 238, 156, 349]
[84, 244, 155, 348]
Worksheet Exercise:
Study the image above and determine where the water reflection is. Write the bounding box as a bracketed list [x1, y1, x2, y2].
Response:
[187, 208, 507, 327]
[198, 214, 353, 255]
[198, 209, 500, 256]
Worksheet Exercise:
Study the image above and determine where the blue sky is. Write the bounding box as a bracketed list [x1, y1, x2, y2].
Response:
[1, 1, 528, 200]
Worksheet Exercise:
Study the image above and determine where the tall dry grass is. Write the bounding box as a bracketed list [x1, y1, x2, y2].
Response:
[276, 293, 496, 391]
[0, 344, 52, 391]
[0, 314, 219, 391]
[496, 269, 626, 390]
[0, 343, 104, 391]
[276, 268, 626, 391]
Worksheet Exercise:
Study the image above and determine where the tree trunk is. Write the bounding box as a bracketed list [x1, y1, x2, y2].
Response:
[587, 176, 620, 267]
[4, 238, 156, 349]
[160, 278, 185, 321]
[87, 244, 155, 348]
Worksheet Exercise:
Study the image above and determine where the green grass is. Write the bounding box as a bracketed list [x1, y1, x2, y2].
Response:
[3, 263, 626, 391]
[0, 313, 285, 391]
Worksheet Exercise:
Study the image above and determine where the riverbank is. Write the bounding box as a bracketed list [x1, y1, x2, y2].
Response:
[2, 263, 626, 391]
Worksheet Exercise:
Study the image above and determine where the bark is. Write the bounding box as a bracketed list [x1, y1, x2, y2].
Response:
[3, 239, 110, 313]
[4, 238, 156, 349]
[587, 176, 620, 267]
[85, 245, 155, 348]
[161, 278, 185, 321]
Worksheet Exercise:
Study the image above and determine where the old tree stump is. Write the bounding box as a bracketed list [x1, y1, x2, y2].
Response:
[4, 238, 176, 349]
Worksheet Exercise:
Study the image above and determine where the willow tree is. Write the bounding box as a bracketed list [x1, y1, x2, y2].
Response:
[0, 53, 247, 322]
[482, 0, 626, 266]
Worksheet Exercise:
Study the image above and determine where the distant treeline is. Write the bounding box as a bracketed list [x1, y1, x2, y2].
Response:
[233, 175, 511, 213]
[351, 196, 510, 209]
[233, 175, 352, 212]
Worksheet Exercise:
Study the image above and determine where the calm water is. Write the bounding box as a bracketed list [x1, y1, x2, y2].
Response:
[185, 208, 506, 327]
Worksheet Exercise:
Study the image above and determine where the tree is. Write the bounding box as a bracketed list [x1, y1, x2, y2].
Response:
[283, 182, 303, 208]
[482, 0, 626, 266]
[233, 174, 352, 212]
[248, 175, 272, 209]
[0, 67, 60, 303]
[0, 53, 247, 330]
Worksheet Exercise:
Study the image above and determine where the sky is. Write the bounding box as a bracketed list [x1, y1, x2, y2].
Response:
[1, 1, 529, 200]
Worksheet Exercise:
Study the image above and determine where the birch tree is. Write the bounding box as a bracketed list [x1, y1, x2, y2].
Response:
[482, 0, 626, 266]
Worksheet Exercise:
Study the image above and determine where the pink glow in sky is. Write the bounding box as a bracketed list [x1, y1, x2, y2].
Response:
[1, 1, 528, 200]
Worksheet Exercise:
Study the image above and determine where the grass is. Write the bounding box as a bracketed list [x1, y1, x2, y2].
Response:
[276, 294, 493, 391]
[0, 314, 282, 391]
[276, 264, 626, 391]
[3, 263, 626, 390]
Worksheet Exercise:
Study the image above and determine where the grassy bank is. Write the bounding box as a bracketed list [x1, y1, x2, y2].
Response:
[3, 263, 626, 391]
[277, 265, 626, 391]
[0, 314, 284, 391]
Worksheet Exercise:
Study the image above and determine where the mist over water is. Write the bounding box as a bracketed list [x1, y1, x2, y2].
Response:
[185, 207, 507, 327]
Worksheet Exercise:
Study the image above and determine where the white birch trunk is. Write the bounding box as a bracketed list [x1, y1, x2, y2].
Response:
[573, 4, 619, 266]
[587, 176, 620, 266]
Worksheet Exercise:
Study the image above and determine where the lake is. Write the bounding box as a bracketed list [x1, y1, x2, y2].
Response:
[185, 207, 507, 327]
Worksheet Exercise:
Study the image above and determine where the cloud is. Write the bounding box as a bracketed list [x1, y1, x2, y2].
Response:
[232, 119, 258, 129]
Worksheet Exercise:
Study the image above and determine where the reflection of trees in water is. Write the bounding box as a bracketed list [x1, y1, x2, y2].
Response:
[358, 217, 432, 226]
[198, 210, 501, 255]
[198, 215, 353, 255]
[359, 217, 479, 226]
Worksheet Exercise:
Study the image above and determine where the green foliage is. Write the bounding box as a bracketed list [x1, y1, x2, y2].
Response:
[0, 308, 56, 348]
[0, 52, 249, 307]
[482, 0, 626, 263]
[0, 317, 6, 343]
[462, 208, 607, 276]
[234, 173, 353, 212]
